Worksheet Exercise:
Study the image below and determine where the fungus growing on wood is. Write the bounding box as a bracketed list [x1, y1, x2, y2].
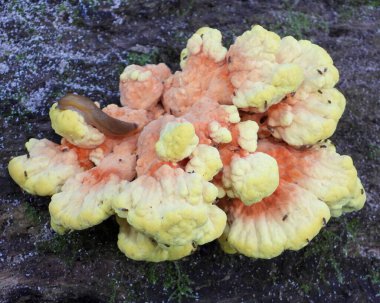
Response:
[8, 25, 365, 262]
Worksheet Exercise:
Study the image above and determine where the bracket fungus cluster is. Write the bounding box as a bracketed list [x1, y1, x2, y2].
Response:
[8, 25, 366, 262]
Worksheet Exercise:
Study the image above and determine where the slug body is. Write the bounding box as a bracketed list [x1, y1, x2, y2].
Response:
[58, 94, 138, 137]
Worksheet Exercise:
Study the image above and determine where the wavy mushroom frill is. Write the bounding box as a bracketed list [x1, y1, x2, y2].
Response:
[6, 135, 130, 198]
[227, 25, 345, 146]
[218, 139, 366, 259]
[8, 138, 84, 196]
[49, 101, 152, 148]
[163, 27, 234, 116]
[135, 98, 241, 177]
[119, 63, 171, 110]
[49, 140, 138, 234]
[113, 164, 227, 247]
[116, 216, 195, 262]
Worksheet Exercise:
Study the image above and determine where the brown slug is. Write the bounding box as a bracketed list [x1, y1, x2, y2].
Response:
[57, 93, 138, 137]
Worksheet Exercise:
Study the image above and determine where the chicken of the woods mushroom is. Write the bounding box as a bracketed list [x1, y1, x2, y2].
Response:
[8, 25, 365, 262]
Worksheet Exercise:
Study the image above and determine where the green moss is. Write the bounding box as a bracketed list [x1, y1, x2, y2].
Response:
[143, 262, 194, 301]
[177, 0, 195, 16]
[267, 263, 279, 284]
[338, 6, 355, 22]
[223, 27, 243, 48]
[38, 3, 47, 13]
[368, 0, 380, 6]
[49, 89, 65, 101]
[37, 235, 68, 254]
[304, 229, 338, 258]
[345, 217, 361, 239]
[368, 143, 380, 160]
[269, 12, 329, 39]
[318, 0, 379, 6]
[300, 283, 312, 294]
[123, 291, 138, 303]
[71, 8, 85, 27]
[285, 12, 312, 38]
[146, 264, 160, 285]
[368, 269, 380, 284]
[173, 31, 189, 48]
[117, 63, 127, 76]
[36, 233, 84, 266]
[163, 262, 195, 302]
[349, 0, 380, 6]
[15, 53, 26, 61]
[108, 278, 118, 303]
[300, 220, 369, 286]
[87, 0, 101, 8]
[301, 228, 345, 283]
[9, 0, 24, 14]
[126, 50, 159, 66]
[6, 99, 33, 120]
[331, 258, 344, 284]
[340, 217, 362, 258]
[337, 0, 379, 22]
[28, 28, 36, 35]
[24, 203, 41, 224]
